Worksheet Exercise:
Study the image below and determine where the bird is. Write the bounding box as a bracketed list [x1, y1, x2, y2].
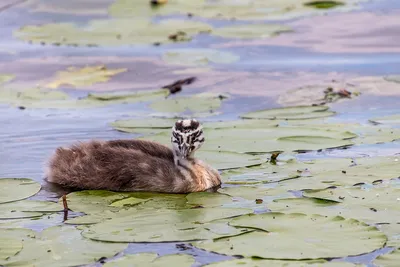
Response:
[45, 119, 221, 193]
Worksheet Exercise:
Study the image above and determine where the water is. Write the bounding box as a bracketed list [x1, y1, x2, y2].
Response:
[1, 0, 400, 266]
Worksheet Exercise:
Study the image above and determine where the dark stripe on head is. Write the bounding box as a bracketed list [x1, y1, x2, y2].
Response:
[174, 119, 200, 133]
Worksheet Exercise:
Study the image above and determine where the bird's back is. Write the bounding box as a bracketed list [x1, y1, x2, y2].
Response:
[46, 139, 192, 192]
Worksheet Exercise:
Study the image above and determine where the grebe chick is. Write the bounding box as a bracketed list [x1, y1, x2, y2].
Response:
[46, 119, 221, 193]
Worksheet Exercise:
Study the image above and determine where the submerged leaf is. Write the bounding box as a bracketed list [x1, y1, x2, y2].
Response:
[0, 200, 62, 219]
[370, 114, 400, 125]
[0, 178, 41, 204]
[212, 24, 292, 39]
[162, 49, 239, 66]
[46, 65, 127, 89]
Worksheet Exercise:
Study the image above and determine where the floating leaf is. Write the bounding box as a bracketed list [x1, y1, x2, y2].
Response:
[46, 65, 127, 89]
[1, 226, 127, 267]
[109, 197, 149, 207]
[370, 114, 400, 125]
[204, 258, 358, 267]
[0, 178, 41, 204]
[194, 213, 386, 259]
[241, 105, 334, 120]
[143, 125, 355, 154]
[197, 151, 266, 170]
[186, 192, 234, 207]
[162, 49, 239, 66]
[103, 253, 195, 267]
[212, 24, 292, 39]
[0, 200, 62, 219]
[0, 228, 33, 261]
[150, 93, 225, 113]
[270, 186, 400, 224]
[374, 248, 400, 267]
[15, 19, 212, 46]
[304, 1, 345, 9]
[0, 74, 15, 84]
[82, 207, 252, 242]
[110, 0, 367, 21]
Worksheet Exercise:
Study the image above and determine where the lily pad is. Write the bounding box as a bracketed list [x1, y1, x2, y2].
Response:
[0, 74, 15, 84]
[109, 0, 367, 21]
[241, 105, 334, 120]
[82, 207, 252, 242]
[374, 248, 400, 267]
[0, 200, 62, 219]
[111, 118, 278, 135]
[0, 228, 34, 261]
[194, 213, 386, 259]
[186, 192, 234, 207]
[103, 253, 195, 267]
[212, 24, 292, 39]
[376, 223, 400, 247]
[269, 186, 400, 224]
[162, 49, 239, 66]
[46, 65, 127, 89]
[15, 18, 212, 46]
[204, 258, 358, 267]
[0, 178, 41, 204]
[0, 87, 168, 109]
[304, 1, 345, 9]
[370, 114, 400, 125]
[143, 124, 355, 154]
[149, 93, 225, 113]
[197, 151, 266, 170]
[1, 226, 127, 267]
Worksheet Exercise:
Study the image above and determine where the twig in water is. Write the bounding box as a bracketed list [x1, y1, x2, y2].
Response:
[62, 194, 69, 221]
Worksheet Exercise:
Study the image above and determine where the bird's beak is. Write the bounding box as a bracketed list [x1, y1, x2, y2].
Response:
[180, 144, 189, 159]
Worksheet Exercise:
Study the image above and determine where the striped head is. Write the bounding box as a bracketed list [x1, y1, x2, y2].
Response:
[171, 119, 204, 160]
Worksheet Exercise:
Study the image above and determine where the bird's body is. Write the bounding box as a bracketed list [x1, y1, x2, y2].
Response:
[46, 119, 221, 193]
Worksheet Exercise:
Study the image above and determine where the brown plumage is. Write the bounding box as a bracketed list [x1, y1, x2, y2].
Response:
[45, 119, 221, 193]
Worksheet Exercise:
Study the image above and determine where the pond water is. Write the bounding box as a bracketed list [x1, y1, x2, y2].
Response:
[0, 0, 400, 266]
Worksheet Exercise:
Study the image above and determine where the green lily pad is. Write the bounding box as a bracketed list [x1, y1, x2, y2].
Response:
[186, 192, 234, 207]
[0, 74, 15, 84]
[269, 186, 400, 224]
[218, 185, 294, 202]
[193, 213, 386, 259]
[0, 87, 168, 109]
[149, 93, 225, 113]
[374, 248, 400, 267]
[212, 24, 292, 39]
[15, 18, 212, 46]
[46, 65, 127, 89]
[109, 0, 367, 21]
[370, 114, 400, 125]
[241, 105, 334, 120]
[162, 49, 239, 66]
[82, 207, 252, 242]
[1, 226, 127, 267]
[109, 197, 149, 207]
[0, 228, 34, 261]
[304, 1, 345, 9]
[103, 253, 195, 267]
[110, 118, 278, 135]
[204, 258, 358, 267]
[143, 124, 355, 154]
[197, 151, 266, 170]
[376, 223, 400, 247]
[0, 200, 62, 219]
[0, 178, 41, 204]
